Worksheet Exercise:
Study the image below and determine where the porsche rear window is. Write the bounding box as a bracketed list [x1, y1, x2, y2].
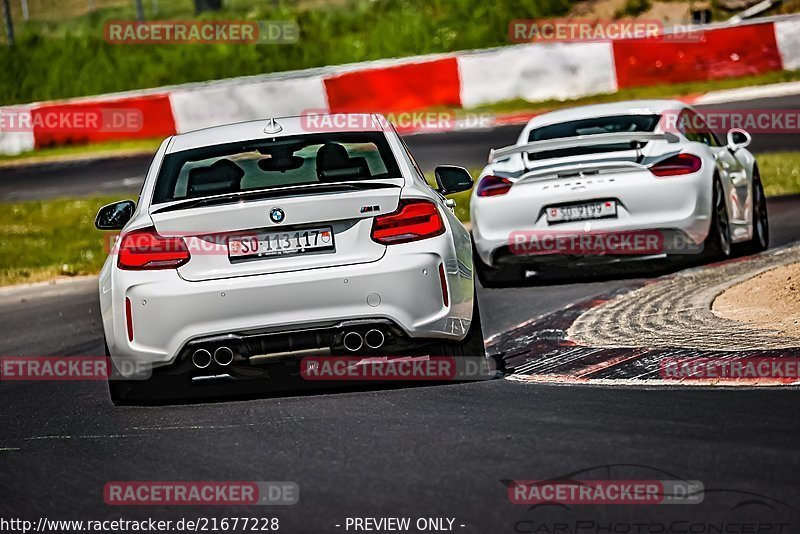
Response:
[526, 114, 661, 161]
[152, 132, 401, 204]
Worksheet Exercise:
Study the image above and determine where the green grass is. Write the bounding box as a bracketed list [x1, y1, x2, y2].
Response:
[3, 0, 799, 106]
[759, 152, 800, 197]
[0, 0, 571, 104]
[0, 138, 162, 165]
[2, 152, 799, 286]
[0, 196, 120, 285]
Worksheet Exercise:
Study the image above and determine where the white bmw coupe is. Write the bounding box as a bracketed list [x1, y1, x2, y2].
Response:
[471, 100, 769, 286]
[95, 115, 483, 403]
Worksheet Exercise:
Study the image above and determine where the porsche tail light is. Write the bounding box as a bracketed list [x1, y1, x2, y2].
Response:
[477, 175, 513, 197]
[117, 227, 190, 270]
[650, 153, 702, 177]
[371, 200, 445, 245]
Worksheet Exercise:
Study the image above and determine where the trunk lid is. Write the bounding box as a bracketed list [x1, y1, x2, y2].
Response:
[148, 180, 403, 281]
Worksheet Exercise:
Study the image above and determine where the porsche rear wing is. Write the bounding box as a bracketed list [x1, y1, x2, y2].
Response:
[488, 132, 680, 163]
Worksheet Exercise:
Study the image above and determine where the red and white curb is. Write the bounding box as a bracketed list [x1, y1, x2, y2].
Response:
[505, 374, 800, 387]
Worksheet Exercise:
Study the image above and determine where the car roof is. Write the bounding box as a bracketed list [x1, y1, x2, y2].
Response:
[526, 99, 688, 130]
[167, 114, 388, 153]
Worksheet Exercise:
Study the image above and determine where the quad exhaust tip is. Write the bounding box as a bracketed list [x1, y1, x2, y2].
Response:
[364, 329, 385, 349]
[343, 331, 363, 352]
[191, 349, 212, 369]
[213, 346, 235, 366]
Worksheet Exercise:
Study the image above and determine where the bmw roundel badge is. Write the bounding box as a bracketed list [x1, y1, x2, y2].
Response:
[270, 207, 285, 224]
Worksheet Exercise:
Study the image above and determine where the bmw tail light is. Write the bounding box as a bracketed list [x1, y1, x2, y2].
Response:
[371, 200, 445, 245]
[649, 153, 702, 177]
[477, 175, 512, 197]
[117, 227, 190, 270]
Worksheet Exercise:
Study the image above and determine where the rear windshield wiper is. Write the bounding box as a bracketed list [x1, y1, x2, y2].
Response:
[151, 181, 400, 214]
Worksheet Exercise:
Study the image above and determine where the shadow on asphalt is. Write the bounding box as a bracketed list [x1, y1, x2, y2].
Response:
[113, 358, 505, 407]
[484, 247, 766, 288]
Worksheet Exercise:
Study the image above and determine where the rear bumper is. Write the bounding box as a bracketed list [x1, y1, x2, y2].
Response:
[471, 169, 712, 266]
[102, 240, 471, 371]
[489, 230, 696, 266]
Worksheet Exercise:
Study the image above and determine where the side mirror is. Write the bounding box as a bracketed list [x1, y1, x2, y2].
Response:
[434, 165, 473, 195]
[727, 128, 751, 152]
[95, 200, 136, 230]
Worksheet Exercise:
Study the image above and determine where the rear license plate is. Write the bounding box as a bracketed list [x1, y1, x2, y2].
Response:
[546, 201, 617, 223]
[228, 227, 334, 260]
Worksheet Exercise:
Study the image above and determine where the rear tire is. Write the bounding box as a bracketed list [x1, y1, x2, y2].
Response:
[704, 177, 732, 260]
[437, 292, 486, 358]
[473, 249, 523, 288]
[108, 379, 136, 406]
[739, 171, 769, 255]
[105, 339, 172, 405]
[106, 341, 137, 406]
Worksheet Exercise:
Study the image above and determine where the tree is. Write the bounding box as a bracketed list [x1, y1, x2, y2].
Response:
[2, 0, 13, 46]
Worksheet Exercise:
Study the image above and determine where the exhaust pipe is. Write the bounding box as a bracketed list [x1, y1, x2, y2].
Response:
[343, 331, 363, 352]
[213, 346, 235, 366]
[192, 349, 212, 369]
[364, 329, 385, 349]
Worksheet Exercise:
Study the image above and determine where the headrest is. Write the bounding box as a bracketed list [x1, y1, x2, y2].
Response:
[187, 159, 244, 196]
[316, 143, 369, 181]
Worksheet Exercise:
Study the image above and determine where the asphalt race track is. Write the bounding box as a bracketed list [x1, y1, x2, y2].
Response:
[1, 94, 800, 530]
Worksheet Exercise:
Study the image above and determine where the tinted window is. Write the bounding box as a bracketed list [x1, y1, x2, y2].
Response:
[676, 110, 721, 147]
[526, 114, 660, 160]
[152, 132, 401, 204]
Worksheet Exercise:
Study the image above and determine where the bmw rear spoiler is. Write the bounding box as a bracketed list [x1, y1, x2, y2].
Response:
[488, 132, 680, 163]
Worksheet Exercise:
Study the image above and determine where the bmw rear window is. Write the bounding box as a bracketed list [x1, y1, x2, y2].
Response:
[152, 132, 401, 204]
